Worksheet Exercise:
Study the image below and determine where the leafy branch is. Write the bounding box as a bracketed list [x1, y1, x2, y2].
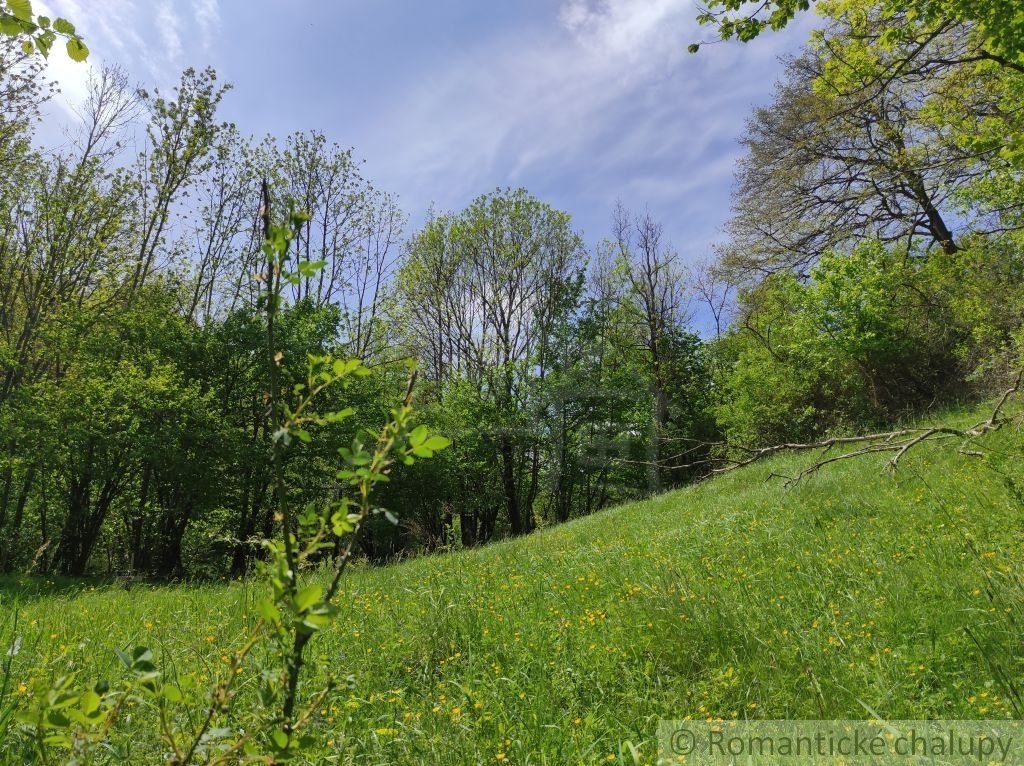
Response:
[0, 0, 88, 60]
[8, 186, 449, 763]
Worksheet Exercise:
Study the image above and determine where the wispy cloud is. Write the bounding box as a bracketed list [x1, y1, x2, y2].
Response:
[192, 0, 221, 51]
[30, 0, 810, 262]
[36, 0, 205, 126]
[558, 0, 688, 61]
[155, 1, 184, 63]
[370, 0, 692, 194]
[357, 0, 807, 250]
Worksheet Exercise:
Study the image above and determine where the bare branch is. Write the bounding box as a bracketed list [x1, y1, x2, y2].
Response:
[621, 370, 1023, 486]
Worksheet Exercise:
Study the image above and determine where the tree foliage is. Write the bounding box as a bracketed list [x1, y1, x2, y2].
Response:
[0, 0, 87, 60]
[695, 0, 1024, 65]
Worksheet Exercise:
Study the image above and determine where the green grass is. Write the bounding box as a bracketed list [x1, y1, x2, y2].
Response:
[2, 403, 1024, 764]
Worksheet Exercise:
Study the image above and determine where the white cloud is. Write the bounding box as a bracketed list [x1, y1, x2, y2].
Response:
[362, 0, 807, 253]
[28, 0, 812, 262]
[155, 0, 184, 63]
[35, 0, 195, 125]
[40, 0, 145, 57]
[558, 0, 688, 60]
[192, 0, 221, 51]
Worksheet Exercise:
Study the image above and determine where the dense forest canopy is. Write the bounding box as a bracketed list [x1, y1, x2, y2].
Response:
[0, 0, 1021, 581]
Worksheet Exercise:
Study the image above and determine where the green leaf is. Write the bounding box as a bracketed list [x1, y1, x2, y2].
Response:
[294, 584, 322, 614]
[65, 36, 88, 61]
[46, 710, 71, 728]
[42, 732, 72, 748]
[34, 29, 52, 56]
[160, 684, 182, 703]
[423, 435, 451, 451]
[408, 425, 429, 447]
[80, 690, 101, 714]
[7, 0, 32, 23]
[116, 645, 156, 673]
[296, 259, 326, 278]
[0, 17, 23, 35]
[51, 16, 74, 35]
[15, 710, 41, 726]
[332, 358, 364, 377]
[301, 612, 332, 631]
[323, 407, 354, 423]
[331, 510, 354, 535]
[270, 729, 289, 751]
[257, 598, 281, 624]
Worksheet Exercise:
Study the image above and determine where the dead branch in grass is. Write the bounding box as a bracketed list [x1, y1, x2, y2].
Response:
[724, 369, 1023, 484]
[622, 369, 1023, 486]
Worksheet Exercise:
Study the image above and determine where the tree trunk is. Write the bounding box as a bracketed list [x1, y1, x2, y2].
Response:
[647, 382, 668, 495]
[498, 438, 525, 535]
[0, 466, 34, 573]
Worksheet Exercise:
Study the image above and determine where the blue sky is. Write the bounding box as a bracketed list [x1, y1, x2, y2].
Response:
[39, 0, 810, 266]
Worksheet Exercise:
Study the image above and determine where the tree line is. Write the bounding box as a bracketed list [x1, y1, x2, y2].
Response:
[0, 0, 1022, 578]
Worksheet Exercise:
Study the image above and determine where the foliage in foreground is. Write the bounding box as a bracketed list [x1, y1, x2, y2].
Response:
[0, 0, 87, 60]
[0, 202, 448, 763]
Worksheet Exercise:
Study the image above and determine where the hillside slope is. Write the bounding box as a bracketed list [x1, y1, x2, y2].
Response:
[3, 403, 1024, 764]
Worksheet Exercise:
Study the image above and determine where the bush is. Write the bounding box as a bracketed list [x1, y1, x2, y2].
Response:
[711, 239, 1022, 446]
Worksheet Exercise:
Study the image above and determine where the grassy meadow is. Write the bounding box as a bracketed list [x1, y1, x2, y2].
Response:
[2, 404, 1023, 764]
